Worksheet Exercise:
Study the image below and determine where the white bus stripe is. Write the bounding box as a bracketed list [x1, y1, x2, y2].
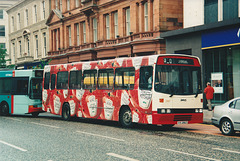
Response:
[107, 153, 139, 161]
[0, 140, 27, 152]
[76, 131, 125, 142]
[158, 147, 221, 161]
[213, 148, 240, 154]
[30, 122, 60, 129]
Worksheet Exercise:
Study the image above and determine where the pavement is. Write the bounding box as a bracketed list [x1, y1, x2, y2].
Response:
[203, 109, 213, 124]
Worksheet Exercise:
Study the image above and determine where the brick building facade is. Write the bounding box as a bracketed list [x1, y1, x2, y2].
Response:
[47, 0, 183, 65]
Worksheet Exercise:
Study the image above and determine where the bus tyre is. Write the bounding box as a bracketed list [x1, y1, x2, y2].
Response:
[220, 118, 235, 136]
[32, 112, 39, 117]
[62, 103, 71, 121]
[120, 107, 132, 128]
[162, 124, 175, 128]
[0, 102, 9, 116]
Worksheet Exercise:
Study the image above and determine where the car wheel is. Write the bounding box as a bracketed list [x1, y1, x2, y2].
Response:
[220, 119, 235, 136]
[0, 102, 9, 116]
[120, 107, 132, 128]
[62, 103, 71, 121]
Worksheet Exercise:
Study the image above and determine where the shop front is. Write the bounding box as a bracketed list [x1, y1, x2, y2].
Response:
[202, 26, 240, 105]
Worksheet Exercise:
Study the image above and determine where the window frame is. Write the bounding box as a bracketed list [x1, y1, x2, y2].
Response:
[83, 69, 97, 89]
[57, 71, 69, 89]
[98, 69, 114, 89]
[114, 67, 135, 90]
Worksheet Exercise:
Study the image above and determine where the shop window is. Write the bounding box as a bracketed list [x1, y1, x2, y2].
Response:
[57, 72, 68, 89]
[115, 67, 135, 89]
[98, 69, 114, 89]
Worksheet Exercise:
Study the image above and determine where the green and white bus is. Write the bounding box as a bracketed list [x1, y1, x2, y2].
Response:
[0, 69, 43, 117]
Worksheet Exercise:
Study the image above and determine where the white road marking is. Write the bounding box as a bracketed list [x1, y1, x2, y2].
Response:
[76, 131, 125, 142]
[0, 140, 27, 152]
[30, 122, 60, 129]
[158, 147, 221, 161]
[213, 148, 240, 154]
[107, 153, 139, 161]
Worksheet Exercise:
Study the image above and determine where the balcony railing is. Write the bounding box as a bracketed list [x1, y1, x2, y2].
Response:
[48, 31, 158, 56]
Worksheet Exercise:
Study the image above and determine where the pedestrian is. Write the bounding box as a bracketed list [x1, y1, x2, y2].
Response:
[204, 82, 214, 111]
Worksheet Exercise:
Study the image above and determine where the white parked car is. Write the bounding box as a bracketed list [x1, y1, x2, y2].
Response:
[212, 97, 240, 135]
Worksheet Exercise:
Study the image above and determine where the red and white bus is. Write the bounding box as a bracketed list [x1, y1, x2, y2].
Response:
[42, 54, 203, 127]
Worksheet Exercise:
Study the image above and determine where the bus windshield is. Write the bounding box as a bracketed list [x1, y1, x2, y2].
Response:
[30, 78, 42, 99]
[154, 65, 202, 95]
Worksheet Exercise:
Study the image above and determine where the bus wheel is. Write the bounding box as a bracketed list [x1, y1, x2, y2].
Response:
[162, 124, 175, 128]
[0, 102, 9, 116]
[62, 103, 71, 121]
[31, 112, 39, 117]
[120, 107, 132, 128]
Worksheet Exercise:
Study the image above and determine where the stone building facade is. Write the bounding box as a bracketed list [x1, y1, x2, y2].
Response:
[7, 0, 51, 69]
[47, 0, 183, 65]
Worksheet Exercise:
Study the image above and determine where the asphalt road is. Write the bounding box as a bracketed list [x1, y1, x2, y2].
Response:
[0, 113, 240, 161]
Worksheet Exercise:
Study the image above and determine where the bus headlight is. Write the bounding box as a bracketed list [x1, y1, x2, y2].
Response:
[199, 109, 203, 113]
[195, 109, 199, 113]
[166, 109, 171, 113]
[161, 109, 166, 113]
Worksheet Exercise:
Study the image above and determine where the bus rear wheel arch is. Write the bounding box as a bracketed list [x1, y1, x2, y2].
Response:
[119, 106, 132, 128]
[62, 103, 71, 121]
[0, 102, 10, 116]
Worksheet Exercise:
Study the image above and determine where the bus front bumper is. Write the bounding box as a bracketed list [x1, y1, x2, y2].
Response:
[28, 105, 44, 113]
[152, 112, 203, 125]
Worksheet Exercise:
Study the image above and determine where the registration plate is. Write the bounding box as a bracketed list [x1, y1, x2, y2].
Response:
[177, 121, 188, 124]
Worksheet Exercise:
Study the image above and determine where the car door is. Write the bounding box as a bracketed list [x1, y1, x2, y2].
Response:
[230, 99, 240, 130]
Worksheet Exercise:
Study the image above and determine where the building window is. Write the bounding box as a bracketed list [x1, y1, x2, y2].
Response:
[81, 21, 86, 43]
[204, 0, 218, 24]
[105, 14, 110, 39]
[93, 18, 98, 42]
[25, 9, 28, 26]
[34, 5, 37, 23]
[25, 37, 30, 55]
[67, 0, 70, 10]
[19, 41, 22, 57]
[17, 13, 20, 30]
[144, 2, 148, 31]
[55, 29, 59, 50]
[12, 43, 15, 63]
[113, 12, 118, 38]
[43, 32, 46, 56]
[35, 35, 38, 57]
[68, 26, 71, 46]
[75, 23, 80, 46]
[223, 0, 238, 20]
[125, 8, 130, 36]
[42, 1, 46, 19]
[11, 16, 14, 32]
[0, 10, 3, 19]
[0, 43, 5, 49]
[60, 0, 62, 11]
[0, 26, 5, 36]
[55, 0, 58, 9]
[76, 0, 79, 8]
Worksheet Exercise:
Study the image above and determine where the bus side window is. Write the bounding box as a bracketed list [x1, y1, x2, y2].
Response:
[69, 70, 82, 89]
[57, 71, 69, 89]
[139, 66, 153, 90]
[98, 69, 114, 89]
[44, 72, 50, 89]
[83, 70, 97, 89]
[50, 74, 56, 90]
[115, 67, 135, 89]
